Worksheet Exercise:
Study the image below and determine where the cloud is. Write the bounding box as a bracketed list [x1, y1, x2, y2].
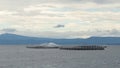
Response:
[20, 29, 120, 39]
[0, 0, 120, 11]
[0, 10, 17, 15]
[54, 24, 65, 28]
[1, 28, 17, 33]
[93, 0, 120, 4]
[0, 0, 120, 38]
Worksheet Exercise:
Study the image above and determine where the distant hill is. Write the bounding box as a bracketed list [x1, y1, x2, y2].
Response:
[0, 33, 120, 45]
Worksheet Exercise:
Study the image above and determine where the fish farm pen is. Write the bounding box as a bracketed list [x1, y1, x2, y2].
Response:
[59, 46, 106, 50]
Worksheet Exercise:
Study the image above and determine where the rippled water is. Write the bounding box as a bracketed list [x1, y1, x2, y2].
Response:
[0, 45, 120, 68]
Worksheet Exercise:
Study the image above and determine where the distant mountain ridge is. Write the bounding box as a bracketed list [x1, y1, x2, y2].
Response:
[0, 33, 120, 45]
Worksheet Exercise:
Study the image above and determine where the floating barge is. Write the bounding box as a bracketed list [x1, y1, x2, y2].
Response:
[26, 42, 59, 49]
[26, 46, 59, 49]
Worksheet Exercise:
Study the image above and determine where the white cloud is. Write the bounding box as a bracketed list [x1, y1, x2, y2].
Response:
[0, 10, 17, 15]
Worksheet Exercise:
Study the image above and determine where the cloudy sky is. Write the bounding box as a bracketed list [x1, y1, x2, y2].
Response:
[0, 0, 120, 38]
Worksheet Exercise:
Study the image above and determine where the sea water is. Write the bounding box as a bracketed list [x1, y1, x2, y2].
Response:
[0, 45, 120, 68]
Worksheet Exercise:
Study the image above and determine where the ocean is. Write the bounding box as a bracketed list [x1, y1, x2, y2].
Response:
[0, 45, 120, 68]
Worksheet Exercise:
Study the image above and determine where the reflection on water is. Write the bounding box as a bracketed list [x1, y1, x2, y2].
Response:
[0, 45, 120, 68]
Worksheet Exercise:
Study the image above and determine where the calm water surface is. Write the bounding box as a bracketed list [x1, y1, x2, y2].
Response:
[0, 45, 120, 68]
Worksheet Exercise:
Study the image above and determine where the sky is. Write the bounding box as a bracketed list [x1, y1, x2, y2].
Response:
[0, 0, 120, 38]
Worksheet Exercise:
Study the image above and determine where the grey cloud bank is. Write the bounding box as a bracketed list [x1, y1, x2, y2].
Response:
[1, 28, 17, 33]
[0, 0, 120, 10]
[54, 24, 65, 28]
